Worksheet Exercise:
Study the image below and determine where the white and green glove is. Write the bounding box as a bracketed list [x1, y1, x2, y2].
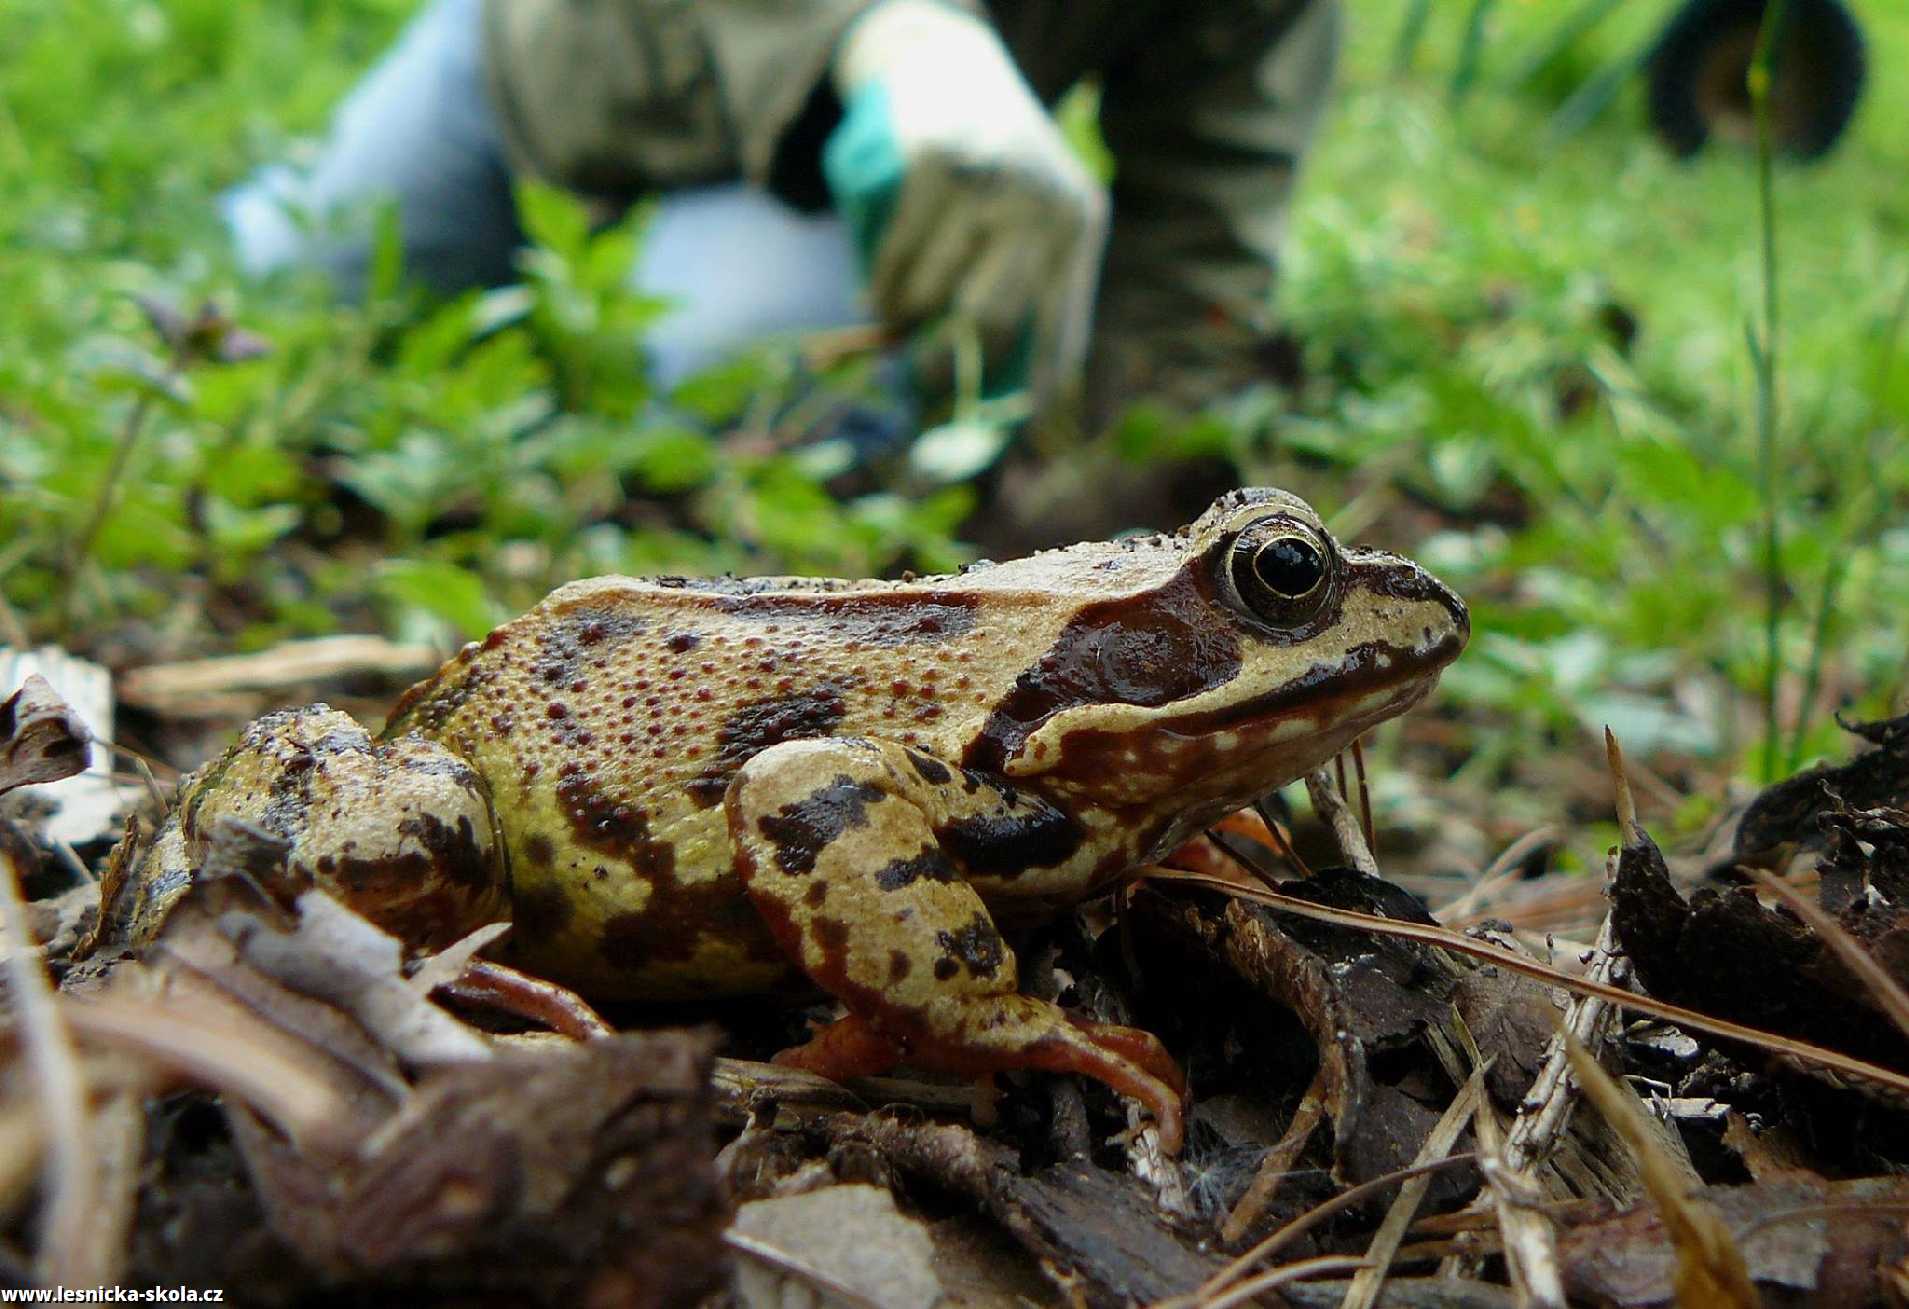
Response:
[823, 0, 1108, 408]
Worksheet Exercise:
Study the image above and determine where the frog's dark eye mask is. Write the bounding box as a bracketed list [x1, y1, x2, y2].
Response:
[1215, 513, 1342, 637]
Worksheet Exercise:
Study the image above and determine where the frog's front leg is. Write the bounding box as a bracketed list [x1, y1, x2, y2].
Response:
[726, 736, 1186, 1152]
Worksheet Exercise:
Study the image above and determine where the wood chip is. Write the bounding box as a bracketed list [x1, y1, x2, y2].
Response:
[1, 648, 134, 844]
[0, 673, 93, 796]
[117, 636, 441, 714]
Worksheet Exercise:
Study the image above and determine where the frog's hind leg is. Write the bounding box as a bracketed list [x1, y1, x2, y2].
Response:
[726, 736, 1186, 1152]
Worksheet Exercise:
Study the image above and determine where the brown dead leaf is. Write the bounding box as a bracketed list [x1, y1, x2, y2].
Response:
[807, 1111, 1226, 1306]
[1132, 872, 1545, 1196]
[1735, 712, 1909, 858]
[0, 676, 92, 797]
[1130, 887, 1369, 1174]
[66, 813, 727, 1302]
[1610, 796, 1909, 1092]
[231, 890, 495, 1068]
[1149, 868, 1909, 1106]
[1818, 802, 1909, 914]
[228, 1031, 723, 1302]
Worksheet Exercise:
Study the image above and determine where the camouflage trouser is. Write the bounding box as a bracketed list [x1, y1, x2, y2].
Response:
[223, 0, 871, 386]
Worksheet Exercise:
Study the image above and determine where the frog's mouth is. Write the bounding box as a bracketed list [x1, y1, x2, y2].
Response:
[1030, 630, 1462, 804]
[1193, 627, 1467, 739]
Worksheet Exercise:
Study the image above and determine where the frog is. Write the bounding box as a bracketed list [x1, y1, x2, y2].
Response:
[98, 488, 1468, 1153]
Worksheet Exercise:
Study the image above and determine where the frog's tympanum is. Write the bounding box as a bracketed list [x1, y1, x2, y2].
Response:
[106, 489, 1468, 1151]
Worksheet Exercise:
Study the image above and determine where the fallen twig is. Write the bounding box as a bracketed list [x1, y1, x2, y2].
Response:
[723, 1230, 888, 1309]
[1562, 1026, 1759, 1307]
[1199, 1254, 1373, 1309]
[1474, 1085, 1565, 1309]
[1304, 765, 1380, 876]
[117, 635, 442, 714]
[1218, 1067, 1328, 1246]
[53, 994, 352, 1150]
[1439, 825, 1562, 922]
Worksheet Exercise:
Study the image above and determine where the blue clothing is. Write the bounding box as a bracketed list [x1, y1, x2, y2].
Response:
[224, 0, 867, 386]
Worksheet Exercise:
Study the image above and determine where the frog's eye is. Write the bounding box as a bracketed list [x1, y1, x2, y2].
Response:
[1224, 522, 1335, 629]
[1253, 536, 1326, 598]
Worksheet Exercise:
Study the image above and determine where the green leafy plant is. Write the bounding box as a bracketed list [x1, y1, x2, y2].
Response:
[0, 15, 973, 654]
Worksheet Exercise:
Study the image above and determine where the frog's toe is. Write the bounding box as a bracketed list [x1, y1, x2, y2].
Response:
[1064, 1016, 1188, 1099]
[1026, 1024, 1186, 1155]
[778, 1002, 1187, 1153]
[938, 998, 1187, 1154]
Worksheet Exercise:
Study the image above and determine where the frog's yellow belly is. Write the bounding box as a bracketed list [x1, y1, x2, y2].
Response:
[485, 780, 800, 1001]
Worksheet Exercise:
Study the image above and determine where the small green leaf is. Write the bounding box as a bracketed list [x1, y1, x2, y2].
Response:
[369, 203, 406, 305]
[672, 356, 776, 423]
[628, 425, 718, 492]
[375, 559, 501, 640]
[909, 420, 1011, 484]
[515, 181, 592, 263]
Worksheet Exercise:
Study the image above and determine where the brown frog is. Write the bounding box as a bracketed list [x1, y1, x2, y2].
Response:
[101, 488, 1468, 1151]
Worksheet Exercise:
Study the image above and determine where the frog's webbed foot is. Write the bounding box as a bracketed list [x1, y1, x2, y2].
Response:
[776, 1004, 1186, 1153]
[771, 1012, 905, 1080]
[728, 736, 1188, 1153]
[1064, 1014, 1188, 1100]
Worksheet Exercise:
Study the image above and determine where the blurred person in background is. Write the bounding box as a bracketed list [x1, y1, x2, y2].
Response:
[228, 0, 1338, 450]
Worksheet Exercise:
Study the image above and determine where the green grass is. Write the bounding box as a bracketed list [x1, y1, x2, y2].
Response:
[0, 0, 971, 657]
[1260, 0, 1909, 792]
[2, 0, 1906, 817]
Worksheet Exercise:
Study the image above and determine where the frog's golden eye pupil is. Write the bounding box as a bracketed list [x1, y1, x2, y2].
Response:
[1253, 536, 1325, 598]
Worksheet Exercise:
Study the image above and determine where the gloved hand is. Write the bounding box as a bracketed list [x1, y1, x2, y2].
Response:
[824, 0, 1108, 409]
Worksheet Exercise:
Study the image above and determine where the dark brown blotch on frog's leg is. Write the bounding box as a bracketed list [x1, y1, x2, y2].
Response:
[755, 774, 887, 875]
[874, 846, 959, 891]
[509, 884, 574, 950]
[395, 812, 492, 890]
[308, 817, 496, 949]
[903, 749, 952, 785]
[935, 912, 1007, 981]
[727, 735, 1189, 1152]
[809, 916, 853, 979]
